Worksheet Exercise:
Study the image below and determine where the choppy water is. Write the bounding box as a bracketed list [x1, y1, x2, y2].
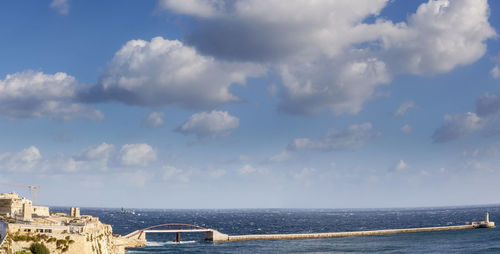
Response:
[52, 206, 500, 253]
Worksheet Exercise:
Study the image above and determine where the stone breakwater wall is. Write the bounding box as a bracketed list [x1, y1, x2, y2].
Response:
[223, 225, 475, 242]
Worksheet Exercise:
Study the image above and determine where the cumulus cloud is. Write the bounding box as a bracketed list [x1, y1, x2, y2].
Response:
[476, 92, 500, 117]
[268, 150, 291, 163]
[75, 142, 115, 161]
[0, 146, 42, 172]
[160, 0, 494, 115]
[287, 123, 377, 151]
[176, 110, 239, 138]
[394, 160, 409, 171]
[162, 165, 191, 182]
[238, 164, 268, 175]
[81, 37, 264, 109]
[401, 124, 412, 133]
[169, 0, 389, 62]
[0, 70, 103, 121]
[120, 144, 157, 166]
[143, 112, 165, 128]
[432, 112, 485, 143]
[278, 57, 390, 115]
[434, 90, 500, 142]
[491, 66, 500, 79]
[159, 0, 221, 18]
[395, 101, 417, 116]
[50, 0, 69, 15]
[71, 142, 115, 171]
[381, 0, 495, 74]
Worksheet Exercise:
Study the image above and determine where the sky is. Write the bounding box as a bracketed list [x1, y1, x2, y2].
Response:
[1, 0, 500, 209]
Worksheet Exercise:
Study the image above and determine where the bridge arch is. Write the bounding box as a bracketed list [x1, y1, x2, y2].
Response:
[125, 223, 220, 243]
[140, 223, 208, 232]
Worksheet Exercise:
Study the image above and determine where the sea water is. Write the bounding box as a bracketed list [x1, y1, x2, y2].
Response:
[52, 206, 500, 253]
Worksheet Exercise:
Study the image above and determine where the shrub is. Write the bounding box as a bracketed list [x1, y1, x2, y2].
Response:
[56, 239, 67, 246]
[30, 242, 50, 254]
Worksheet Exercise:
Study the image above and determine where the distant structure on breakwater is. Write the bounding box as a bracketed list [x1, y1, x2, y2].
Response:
[125, 212, 494, 244]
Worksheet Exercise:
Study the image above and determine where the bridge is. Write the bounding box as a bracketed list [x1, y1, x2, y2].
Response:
[124, 223, 228, 243]
[121, 213, 494, 248]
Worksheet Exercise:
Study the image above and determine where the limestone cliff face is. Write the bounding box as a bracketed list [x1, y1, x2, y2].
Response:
[0, 220, 132, 254]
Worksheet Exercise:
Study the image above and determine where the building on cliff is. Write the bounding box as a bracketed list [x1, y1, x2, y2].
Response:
[0, 193, 144, 254]
[0, 193, 49, 220]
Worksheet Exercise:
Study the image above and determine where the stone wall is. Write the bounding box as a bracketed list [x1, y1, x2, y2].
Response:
[32, 206, 50, 217]
[226, 225, 476, 242]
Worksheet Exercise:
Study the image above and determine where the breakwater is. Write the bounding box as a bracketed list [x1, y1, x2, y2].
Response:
[223, 225, 475, 242]
[207, 213, 495, 242]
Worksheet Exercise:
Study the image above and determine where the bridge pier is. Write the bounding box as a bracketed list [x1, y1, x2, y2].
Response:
[176, 232, 181, 243]
[204, 230, 229, 242]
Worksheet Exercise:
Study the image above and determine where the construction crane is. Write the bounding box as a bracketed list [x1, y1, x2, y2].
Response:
[0, 182, 40, 206]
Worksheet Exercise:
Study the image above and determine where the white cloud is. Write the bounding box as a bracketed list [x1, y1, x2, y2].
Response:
[476, 92, 500, 117]
[120, 144, 157, 166]
[382, 0, 495, 74]
[434, 90, 500, 142]
[278, 57, 391, 115]
[19, 146, 42, 162]
[395, 160, 409, 171]
[168, 0, 389, 61]
[159, 0, 220, 18]
[0, 146, 42, 172]
[76, 142, 115, 161]
[238, 164, 268, 175]
[177, 110, 239, 138]
[162, 165, 191, 182]
[400, 124, 412, 133]
[288, 123, 377, 151]
[395, 101, 417, 116]
[0, 70, 102, 121]
[84, 37, 264, 109]
[71, 142, 115, 171]
[160, 0, 494, 115]
[491, 66, 500, 79]
[143, 112, 165, 128]
[161, 0, 495, 114]
[50, 0, 69, 15]
[473, 144, 500, 158]
[268, 150, 291, 163]
[432, 112, 485, 143]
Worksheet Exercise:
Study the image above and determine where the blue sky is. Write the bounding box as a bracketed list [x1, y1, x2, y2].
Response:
[1, 0, 500, 209]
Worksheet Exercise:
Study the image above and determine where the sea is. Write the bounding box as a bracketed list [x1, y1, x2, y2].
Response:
[53, 205, 500, 253]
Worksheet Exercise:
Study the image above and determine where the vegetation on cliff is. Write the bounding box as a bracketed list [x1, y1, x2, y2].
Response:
[30, 243, 50, 254]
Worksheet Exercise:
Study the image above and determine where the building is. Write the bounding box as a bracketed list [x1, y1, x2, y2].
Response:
[0, 192, 49, 220]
